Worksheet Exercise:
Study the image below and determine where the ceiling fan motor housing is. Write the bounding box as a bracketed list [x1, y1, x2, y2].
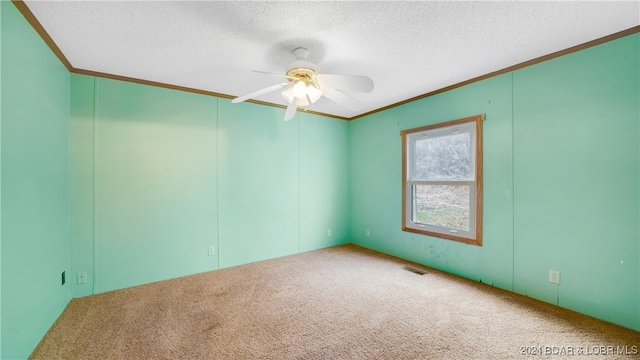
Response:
[286, 47, 320, 89]
[286, 66, 320, 88]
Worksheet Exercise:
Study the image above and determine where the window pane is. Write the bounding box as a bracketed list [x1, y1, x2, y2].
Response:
[414, 132, 472, 181]
[412, 184, 469, 231]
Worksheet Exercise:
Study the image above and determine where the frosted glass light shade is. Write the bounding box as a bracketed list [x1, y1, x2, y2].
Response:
[281, 86, 294, 103]
[307, 86, 322, 103]
[292, 81, 308, 98]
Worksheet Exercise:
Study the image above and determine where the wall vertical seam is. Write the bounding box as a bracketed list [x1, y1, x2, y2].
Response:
[348, 116, 353, 243]
[348, 118, 353, 246]
[215, 97, 220, 269]
[0, 9, 3, 354]
[91, 76, 97, 295]
[298, 113, 301, 254]
[511, 72, 516, 293]
[401, 104, 406, 260]
[67, 74, 72, 300]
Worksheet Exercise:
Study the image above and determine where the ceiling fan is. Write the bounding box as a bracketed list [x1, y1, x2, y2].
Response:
[231, 47, 374, 121]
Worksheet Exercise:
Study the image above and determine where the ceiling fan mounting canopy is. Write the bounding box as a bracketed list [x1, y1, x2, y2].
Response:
[292, 47, 310, 60]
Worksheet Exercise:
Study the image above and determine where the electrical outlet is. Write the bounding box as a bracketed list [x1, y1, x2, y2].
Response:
[208, 245, 215, 256]
[327, 229, 332, 237]
[549, 270, 560, 284]
[365, 229, 370, 237]
[77, 272, 87, 285]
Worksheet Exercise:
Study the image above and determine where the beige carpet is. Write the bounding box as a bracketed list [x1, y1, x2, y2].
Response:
[31, 244, 639, 359]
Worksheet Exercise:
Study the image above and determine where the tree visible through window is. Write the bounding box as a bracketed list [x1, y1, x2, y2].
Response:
[401, 115, 484, 245]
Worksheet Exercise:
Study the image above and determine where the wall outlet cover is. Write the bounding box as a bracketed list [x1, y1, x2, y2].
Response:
[77, 272, 88, 285]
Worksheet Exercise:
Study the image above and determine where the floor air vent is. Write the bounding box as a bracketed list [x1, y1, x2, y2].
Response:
[402, 266, 428, 275]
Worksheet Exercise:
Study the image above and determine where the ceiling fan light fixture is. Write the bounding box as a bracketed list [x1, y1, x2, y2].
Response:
[281, 86, 294, 103]
[281, 85, 310, 106]
[297, 95, 310, 107]
[232, 47, 373, 121]
[292, 81, 308, 99]
[307, 86, 322, 103]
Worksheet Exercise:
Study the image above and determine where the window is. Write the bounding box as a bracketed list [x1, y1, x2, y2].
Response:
[401, 114, 484, 245]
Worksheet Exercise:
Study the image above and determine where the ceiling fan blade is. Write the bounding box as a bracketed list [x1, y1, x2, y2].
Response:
[322, 88, 362, 111]
[253, 70, 296, 81]
[318, 74, 374, 93]
[231, 82, 288, 103]
[252, 70, 283, 76]
[284, 97, 298, 121]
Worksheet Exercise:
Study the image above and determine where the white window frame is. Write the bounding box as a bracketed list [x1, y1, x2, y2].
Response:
[401, 114, 484, 246]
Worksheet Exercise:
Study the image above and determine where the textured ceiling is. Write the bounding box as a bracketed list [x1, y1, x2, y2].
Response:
[23, 1, 640, 119]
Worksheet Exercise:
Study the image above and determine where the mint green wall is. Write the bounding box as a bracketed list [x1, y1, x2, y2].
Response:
[299, 113, 350, 252]
[217, 101, 300, 267]
[350, 107, 404, 259]
[350, 34, 640, 330]
[513, 34, 639, 330]
[217, 102, 351, 268]
[0, 2, 4, 356]
[0, 2, 3, 356]
[1, 2, 71, 359]
[402, 74, 515, 288]
[70, 74, 95, 297]
[351, 74, 514, 289]
[92, 78, 219, 293]
[69, 79, 351, 292]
